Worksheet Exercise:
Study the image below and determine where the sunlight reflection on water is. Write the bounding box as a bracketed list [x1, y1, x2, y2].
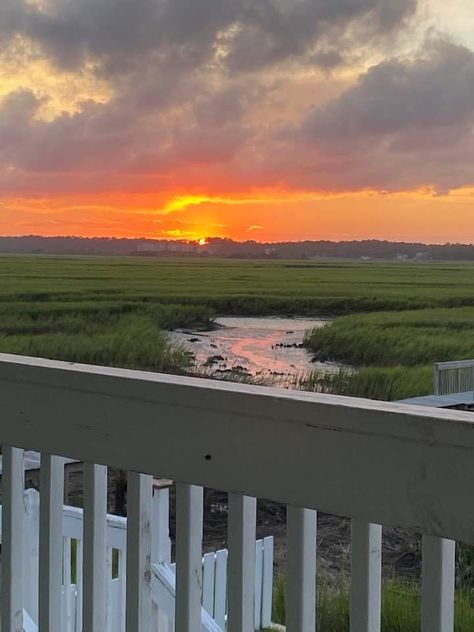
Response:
[170, 316, 342, 387]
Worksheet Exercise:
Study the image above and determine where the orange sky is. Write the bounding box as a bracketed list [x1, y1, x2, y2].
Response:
[1, 188, 473, 243]
[0, 0, 473, 243]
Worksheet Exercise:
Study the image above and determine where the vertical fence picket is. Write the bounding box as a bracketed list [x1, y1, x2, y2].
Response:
[254, 540, 263, 630]
[106, 547, 114, 632]
[286, 506, 317, 632]
[76, 539, 84, 632]
[175, 483, 204, 632]
[227, 494, 257, 632]
[202, 553, 216, 616]
[83, 463, 107, 632]
[63, 537, 73, 631]
[261, 537, 274, 629]
[39, 454, 64, 632]
[421, 535, 455, 632]
[214, 549, 228, 630]
[126, 472, 153, 632]
[350, 521, 382, 632]
[23, 490, 40, 623]
[1, 446, 25, 632]
[152, 486, 171, 565]
[119, 548, 127, 632]
[151, 485, 172, 632]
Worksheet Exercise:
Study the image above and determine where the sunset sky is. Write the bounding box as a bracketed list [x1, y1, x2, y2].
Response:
[1, 0, 474, 242]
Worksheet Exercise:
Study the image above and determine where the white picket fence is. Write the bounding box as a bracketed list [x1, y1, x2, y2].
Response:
[0, 488, 273, 631]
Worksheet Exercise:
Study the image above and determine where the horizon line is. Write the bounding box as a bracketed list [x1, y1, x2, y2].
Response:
[0, 234, 474, 248]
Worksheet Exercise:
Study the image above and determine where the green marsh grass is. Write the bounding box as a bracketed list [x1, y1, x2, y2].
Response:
[0, 255, 473, 396]
[304, 307, 474, 400]
[271, 575, 474, 631]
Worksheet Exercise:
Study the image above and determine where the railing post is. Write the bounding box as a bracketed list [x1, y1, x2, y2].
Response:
[286, 506, 317, 632]
[175, 484, 203, 632]
[350, 521, 382, 632]
[1, 446, 25, 632]
[83, 463, 108, 632]
[126, 472, 153, 632]
[39, 455, 65, 632]
[228, 494, 257, 632]
[421, 535, 455, 632]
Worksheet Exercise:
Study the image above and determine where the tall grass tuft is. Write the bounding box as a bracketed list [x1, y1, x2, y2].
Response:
[300, 366, 433, 401]
[271, 575, 474, 631]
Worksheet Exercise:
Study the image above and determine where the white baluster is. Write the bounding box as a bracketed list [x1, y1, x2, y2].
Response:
[83, 463, 107, 632]
[1, 446, 25, 632]
[286, 506, 317, 632]
[350, 521, 382, 632]
[261, 537, 274, 629]
[421, 535, 455, 632]
[106, 547, 114, 632]
[75, 540, 84, 632]
[23, 490, 40, 624]
[118, 547, 127, 632]
[62, 537, 72, 631]
[151, 485, 172, 632]
[39, 454, 64, 632]
[214, 549, 228, 630]
[126, 472, 153, 632]
[227, 494, 256, 632]
[254, 541, 263, 630]
[175, 484, 203, 632]
[202, 553, 216, 617]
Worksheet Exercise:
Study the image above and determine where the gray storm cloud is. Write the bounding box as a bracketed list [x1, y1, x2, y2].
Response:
[288, 39, 474, 192]
[1, 0, 416, 74]
[304, 40, 474, 139]
[1, 0, 474, 196]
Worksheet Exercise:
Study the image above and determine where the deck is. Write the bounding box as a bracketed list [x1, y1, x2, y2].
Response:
[1, 353, 474, 631]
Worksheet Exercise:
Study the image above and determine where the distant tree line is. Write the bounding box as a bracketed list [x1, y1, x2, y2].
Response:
[0, 235, 473, 261]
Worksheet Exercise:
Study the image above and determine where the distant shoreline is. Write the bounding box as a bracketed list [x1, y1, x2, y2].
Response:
[0, 235, 474, 261]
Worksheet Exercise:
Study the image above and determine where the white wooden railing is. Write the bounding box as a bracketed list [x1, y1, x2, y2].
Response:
[0, 489, 273, 631]
[1, 353, 474, 631]
[434, 359, 474, 396]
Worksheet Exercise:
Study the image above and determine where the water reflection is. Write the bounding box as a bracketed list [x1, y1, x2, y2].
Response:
[170, 316, 342, 388]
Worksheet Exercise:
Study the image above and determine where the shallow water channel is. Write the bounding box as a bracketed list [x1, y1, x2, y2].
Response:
[170, 316, 342, 387]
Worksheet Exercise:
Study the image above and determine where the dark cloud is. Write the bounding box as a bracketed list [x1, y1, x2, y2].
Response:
[285, 39, 474, 192]
[1, 0, 416, 76]
[2, 2, 474, 198]
[223, 0, 416, 72]
[304, 40, 474, 139]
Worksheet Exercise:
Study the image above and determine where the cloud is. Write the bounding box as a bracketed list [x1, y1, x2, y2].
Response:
[303, 39, 474, 139]
[286, 38, 474, 192]
[2, 1, 474, 202]
[1, 0, 416, 77]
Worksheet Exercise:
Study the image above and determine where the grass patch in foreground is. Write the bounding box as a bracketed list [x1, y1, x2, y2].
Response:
[301, 366, 433, 401]
[271, 575, 474, 631]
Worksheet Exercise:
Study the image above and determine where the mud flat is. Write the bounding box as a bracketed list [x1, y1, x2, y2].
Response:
[170, 316, 342, 387]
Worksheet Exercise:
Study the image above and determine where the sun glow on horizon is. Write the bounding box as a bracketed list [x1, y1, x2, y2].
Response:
[1, 186, 474, 244]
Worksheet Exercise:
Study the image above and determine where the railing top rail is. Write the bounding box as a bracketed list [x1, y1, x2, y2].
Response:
[435, 359, 474, 370]
[1, 353, 474, 543]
